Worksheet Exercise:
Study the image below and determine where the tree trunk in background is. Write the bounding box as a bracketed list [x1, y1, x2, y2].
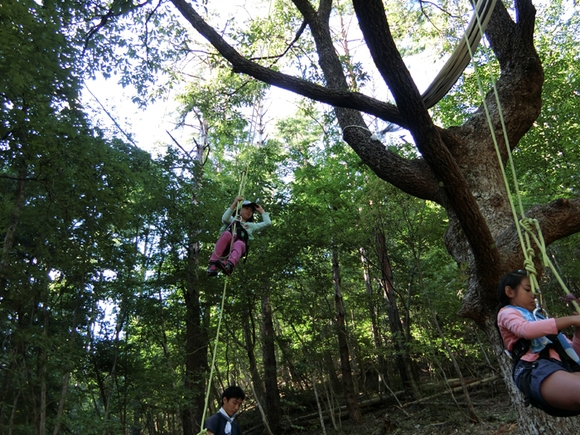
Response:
[426, 295, 479, 422]
[182, 122, 209, 435]
[261, 291, 282, 432]
[242, 302, 265, 405]
[332, 248, 361, 423]
[375, 227, 418, 396]
[0, 169, 26, 298]
[182, 237, 207, 435]
[53, 285, 82, 435]
[360, 248, 386, 392]
[281, 322, 308, 389]
[39, 303, 48, 435]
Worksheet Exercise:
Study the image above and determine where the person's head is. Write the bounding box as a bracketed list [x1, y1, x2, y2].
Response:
[239, 200, 256, 222]
[497, 270, 533, 311]
[221, 386, 245, 417]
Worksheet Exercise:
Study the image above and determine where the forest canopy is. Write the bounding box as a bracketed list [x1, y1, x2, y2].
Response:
[1, 0, 580, 434]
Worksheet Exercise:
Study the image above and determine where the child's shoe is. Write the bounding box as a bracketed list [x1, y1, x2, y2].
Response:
[207, 262, 219, 276]
[219, 260, 234, 276]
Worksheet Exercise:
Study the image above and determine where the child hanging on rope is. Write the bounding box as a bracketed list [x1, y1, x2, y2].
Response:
[207, 196, 271, 276]
[496, 270, 580, 416]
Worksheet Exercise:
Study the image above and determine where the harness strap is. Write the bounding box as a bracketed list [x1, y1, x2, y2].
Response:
[226, 221, 250, 262]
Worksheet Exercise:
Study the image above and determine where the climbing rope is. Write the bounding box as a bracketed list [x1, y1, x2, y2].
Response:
[197, 165, 250, 435]
[459, 0, 580, 317]
[214, 164, 250, 262]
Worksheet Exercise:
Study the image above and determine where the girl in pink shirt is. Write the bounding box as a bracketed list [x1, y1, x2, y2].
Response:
[497, 270, 580, 415]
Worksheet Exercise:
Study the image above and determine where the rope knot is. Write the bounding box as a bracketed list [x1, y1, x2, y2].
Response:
[523, 258, 537, 277]
[519, 218, 533, 232]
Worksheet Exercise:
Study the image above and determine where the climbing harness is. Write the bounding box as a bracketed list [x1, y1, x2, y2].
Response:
[212, 164, 251, 264]
[220, 221, 250, 263]
[508, 308, 580, 417]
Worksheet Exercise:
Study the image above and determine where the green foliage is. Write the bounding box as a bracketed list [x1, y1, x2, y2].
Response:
[5, 0, 580, 433]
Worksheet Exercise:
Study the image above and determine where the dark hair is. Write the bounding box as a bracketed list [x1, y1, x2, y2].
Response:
[497, 270, 528, 310]
[222, 386, 245, 401]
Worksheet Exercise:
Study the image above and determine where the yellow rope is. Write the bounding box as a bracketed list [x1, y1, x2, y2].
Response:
[457, 1, 579, 316]
[197, 164, 250, 435]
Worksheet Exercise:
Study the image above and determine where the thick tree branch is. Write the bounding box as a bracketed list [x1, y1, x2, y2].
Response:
[294, 0, 442, 201]
[169, 0, 403, 124]
[352, 0, 501, 289]
[340, 119, 441, 201]
[496, 198, 580, 264]
[169, 0, 441, 200]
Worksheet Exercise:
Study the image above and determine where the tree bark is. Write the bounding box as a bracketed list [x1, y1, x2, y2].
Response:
[261, 290, 282, 432]
[375, 227, 417, 396]
[331, 247, 361, 423]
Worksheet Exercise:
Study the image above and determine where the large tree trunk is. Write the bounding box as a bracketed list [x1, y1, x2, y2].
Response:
[331, 247, 361, 423]
[261, 290, 282, 432]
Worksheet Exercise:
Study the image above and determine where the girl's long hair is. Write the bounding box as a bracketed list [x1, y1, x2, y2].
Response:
[496, 270, 528, 311]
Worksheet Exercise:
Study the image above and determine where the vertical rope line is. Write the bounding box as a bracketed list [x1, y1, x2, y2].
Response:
[198, 164, 250, 434]
[229, 165, 250, 254]
[199, 277, 230, 430]
[464, 1, 543, 301]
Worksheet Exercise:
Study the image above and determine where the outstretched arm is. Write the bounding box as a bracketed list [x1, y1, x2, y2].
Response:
[230, 196, 243, 210]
